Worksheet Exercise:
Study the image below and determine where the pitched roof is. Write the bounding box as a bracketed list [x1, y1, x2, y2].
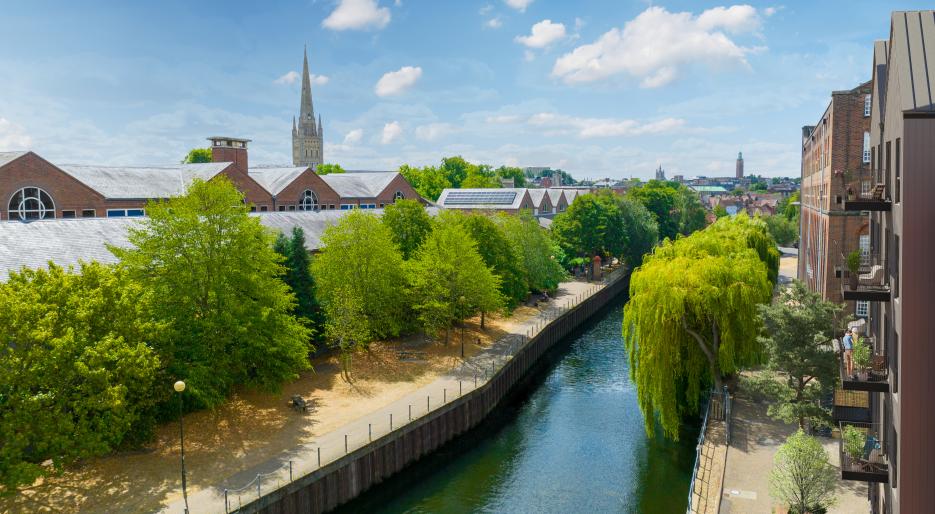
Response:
[0, 151, 28, 169]
[887, 11, 935, 113]
[546, 188, 565, 205]
[436, 188, 530, 210]
[319, 172, 398, 198]
[248, 166, 310, 196]
[0, 207, 442, 280]
[526, 188, 550, 208]
[56, 163, 229, 199]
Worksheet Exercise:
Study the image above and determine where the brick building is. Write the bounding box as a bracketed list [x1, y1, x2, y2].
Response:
[798, 80, 872, 319]
[0, 137, 422, 222]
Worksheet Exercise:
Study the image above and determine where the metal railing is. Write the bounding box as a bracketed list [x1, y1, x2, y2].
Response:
[220, 271, 626, 513]
[840, 252, 889, 292]
[686, 386, 731, 514]
[838, 421, 889, 481]
[840, 168, 888, 202]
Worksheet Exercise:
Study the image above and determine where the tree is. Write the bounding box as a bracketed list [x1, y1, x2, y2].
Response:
[714, 204, 729, 219]
[674, 185, 707, 236]
[460, 213, 528, 310]
[440, 156, 472, 188]
[616, 196, 659, 268]
[114, 177, 310, 409]
[182, 148, 212, 164]
[461, 166, 501, 188]
[274, 227, 324, 344]
[316, 163, 345, 175]
[324, 285, 371, 382]
[312, 210, 409, 340]
[551, 192, 625, 260]
[627, 180, 703, 240]
[497, 212, 566, 292]
[399, 164, 452, 202]
[756, 281, 842, 430]
[0, 263, 160, 492]
[769, 430, 838, 514]
[763, 214, 798, 246]
[382, 199, 433, 259]
[495, 166, 526, 187]
[623, 215, 774, 438]
[407, 217, 503, 341]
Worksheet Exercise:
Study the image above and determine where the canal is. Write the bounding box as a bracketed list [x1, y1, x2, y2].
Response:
[336, 296, 700, 514]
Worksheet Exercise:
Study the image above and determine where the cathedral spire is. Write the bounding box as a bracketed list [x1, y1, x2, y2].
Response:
[300, 46, 315, 125]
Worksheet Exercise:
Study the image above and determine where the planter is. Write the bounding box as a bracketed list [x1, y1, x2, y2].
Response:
[857, 371, 869, 381]
[849, 273, 859, 290]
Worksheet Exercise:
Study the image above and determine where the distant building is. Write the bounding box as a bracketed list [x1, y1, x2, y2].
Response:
[654, 165, 666, 181]
[436, 187, 577, 217]
[735, 151, 744, 178]
[673, 174, 684, 183]
[292, 48, 324, 168]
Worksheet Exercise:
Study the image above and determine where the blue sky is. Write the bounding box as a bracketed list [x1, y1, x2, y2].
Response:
[0, 1, 925, 179]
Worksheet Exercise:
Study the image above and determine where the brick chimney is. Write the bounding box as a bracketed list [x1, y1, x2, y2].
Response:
[207, 137, 251, 174]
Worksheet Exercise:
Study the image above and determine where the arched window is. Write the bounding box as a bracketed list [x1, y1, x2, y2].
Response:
[8, 187, 55, 221]
[299, 189, 319, 211]
[394, 191, 404, 202]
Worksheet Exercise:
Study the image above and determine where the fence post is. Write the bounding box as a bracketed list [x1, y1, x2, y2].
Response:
[460, 381, 462, 396]
[427, 395, 430, 412]
[318, 447, 321, 468]
[257, 479, 261, 500]
[345, 434, 348, 453]
[369, 423, 372, 442]
[289, 460, 293, 482]
[224, 489, 229, 513]
[390, 413, 393, 430]
[409, 404, 412, 421]
[444, 388, 446, 403]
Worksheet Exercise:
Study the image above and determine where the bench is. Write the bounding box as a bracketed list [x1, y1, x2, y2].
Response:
[289, 394, 313, 413]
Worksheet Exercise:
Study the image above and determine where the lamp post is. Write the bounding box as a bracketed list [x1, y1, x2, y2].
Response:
[174, 380, 189, 514]
[459, 296, 466, 358]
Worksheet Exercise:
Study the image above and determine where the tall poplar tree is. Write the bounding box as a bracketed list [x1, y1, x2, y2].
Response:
[382, 199, 433, 259]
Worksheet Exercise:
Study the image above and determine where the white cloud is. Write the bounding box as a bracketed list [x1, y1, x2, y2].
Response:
[486, 17, 503, 29]
[763, 6, 779, 17]
[527, 112, 685, 138]
[344, 128, 363, 144]
[515, 20, 566, 48]
[552, 5, 763, 87]
[524, 50, 535, 62]
[381, 121, 402, 144]
[375, 66, 423, 97]
[274, 71, 300, 85]
[311, 74, 329, 85]
[0, 118, 32, 149]
[415, 122, 456, 141]
[322, 0, 391, 31]
[505, 0, 533, 13]
[485, 114, 522, 124]
[479, 4, 494, 15]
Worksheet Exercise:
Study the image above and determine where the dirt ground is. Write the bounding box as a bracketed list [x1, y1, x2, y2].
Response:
[2, 303, 550, 514]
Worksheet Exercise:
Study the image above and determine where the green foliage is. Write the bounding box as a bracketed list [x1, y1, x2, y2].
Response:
[732, 188, 744, 196]
[312, 210, 409, 341]
[714, 204, 728, 219]
[399, 164, 452, 201]
[495, 166, 526, 187]
[0, 263, 160, 493]
[460, 213, 528, 309]
[769, 429, 838, 514]
[114, 177, 310, 409]
[623, 215, 774, 438]
[616, 196, 659, 268]
[316, 163, 345, 175]
[705, 214, 781, 286]
[382, 199, 433, 260]
[440, 156, 472, 188]
[274, 227, 324, 344]
[627, 180, 705, 241]
[777, 191, 800, 224]
[497, 212, 566, 292]
[407, 214, 503, 338]
[763, 214, 798, 246]
[846, 250, 861, 274]
[852, 336, 871, 371]
[757, 281, 842, 429]
[461, 165, 500, 188]
[551, 192, 625, 259]
[399, 158, 572, 201]
[182, 147, 212, 163]
[842, 425, 865, 461]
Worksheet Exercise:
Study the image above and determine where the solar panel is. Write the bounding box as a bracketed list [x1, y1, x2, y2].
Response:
[444, 191, 517, 206]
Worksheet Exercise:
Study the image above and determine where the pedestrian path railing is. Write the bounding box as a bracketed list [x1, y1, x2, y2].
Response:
[686, 386, 732, 514]
[220, 273, 625, 513]
[686, 391, 712, 514]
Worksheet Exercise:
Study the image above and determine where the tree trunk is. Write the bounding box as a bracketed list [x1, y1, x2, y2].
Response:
[481, 311, 486, 329]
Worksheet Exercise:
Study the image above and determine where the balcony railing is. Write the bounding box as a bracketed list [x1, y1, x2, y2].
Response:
[837, 334, 889, 392]
[838, 421, 889, 483]
[830, 388, 871, 423]
[841, 168, 891, 211]
[840, 252, 891, 301]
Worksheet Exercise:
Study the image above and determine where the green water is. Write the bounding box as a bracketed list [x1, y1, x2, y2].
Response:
[339, 298, 699, 514]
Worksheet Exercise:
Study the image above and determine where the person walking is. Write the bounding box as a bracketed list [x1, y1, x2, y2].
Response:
[842, 329, 855, 378]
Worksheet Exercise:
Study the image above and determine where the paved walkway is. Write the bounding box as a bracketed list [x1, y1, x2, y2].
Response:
[691, 417, 728, 514]
[165, 271, 623, 514]
[720, 394, 868, 514]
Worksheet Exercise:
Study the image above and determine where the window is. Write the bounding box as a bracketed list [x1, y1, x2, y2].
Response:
[259, 205, 268, 212]
[299, 190, 319, 211]
[61, 210, 76, 219]
[340, 204, 356, 210]
[8, 187, 55, 220]
[864, 94, 871, 117]
[81, 209, 96, 218]
[855, 301, 869, 318]
[360, 204, 376, 209]
[328, 204, 335, 210]
[106, 208, 145, 218]
[862, 132, 871, 164]
[895, 138, 901, 203]
[859, 234, 870, 266]
[249, 206, 256, 212]
[394, 191, 404, 201]
[278, 205, 286, 212]
[288, 205, 296, 211]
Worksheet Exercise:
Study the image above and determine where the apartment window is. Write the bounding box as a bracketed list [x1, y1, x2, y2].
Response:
[859, 234, 870, 265]
[895, 138, 901, 203]
[61, 210, 76, 219]
[862, 132, 871, 164]
[861, 180, 872, 196]
[81, 209, 96, 218]
[893, 234, 899, 299]
[864, 94, 871, 117]
[892, 331, 898, 394]
[855, 301, 869, 318]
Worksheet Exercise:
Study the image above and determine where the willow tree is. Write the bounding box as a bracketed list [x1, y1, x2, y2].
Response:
[623, 216, 773, 439]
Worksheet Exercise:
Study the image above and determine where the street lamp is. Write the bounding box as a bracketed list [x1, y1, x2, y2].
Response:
[174, 380, 189, 514]
[459, 296, 466, 358]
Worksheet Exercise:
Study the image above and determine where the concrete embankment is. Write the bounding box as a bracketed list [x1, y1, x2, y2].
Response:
[234, 272, 630, 514]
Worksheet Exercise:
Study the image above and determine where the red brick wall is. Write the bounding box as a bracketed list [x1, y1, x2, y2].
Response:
[373, 173, 424, 206]
[275, 169, 341, 211]
[0, 152, 108, 220]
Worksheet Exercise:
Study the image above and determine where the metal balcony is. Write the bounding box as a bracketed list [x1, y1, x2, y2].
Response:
[838, 421, 889, 483]
[838, 335, 889, 392]
[840, 252, 891, 302]
[841, 169, 892, 211]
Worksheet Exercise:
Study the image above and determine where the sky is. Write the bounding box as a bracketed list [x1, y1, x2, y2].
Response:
[0, 1, 927, 180]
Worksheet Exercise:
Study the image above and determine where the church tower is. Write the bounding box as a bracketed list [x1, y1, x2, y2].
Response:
[735, 151, 744, 178]
[292, 47, 324, 168]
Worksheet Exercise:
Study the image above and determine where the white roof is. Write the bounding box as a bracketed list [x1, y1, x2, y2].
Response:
[526, 189, 550, 208]
[0, 207, 442, 280]
[248, 166, 310, 196]
[320, 172, 398, 198]
[56, 163, 229, 199]
[0, 151, 28, 169]
[436, 188, 529, 210]
[546, 188, 565, 204]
